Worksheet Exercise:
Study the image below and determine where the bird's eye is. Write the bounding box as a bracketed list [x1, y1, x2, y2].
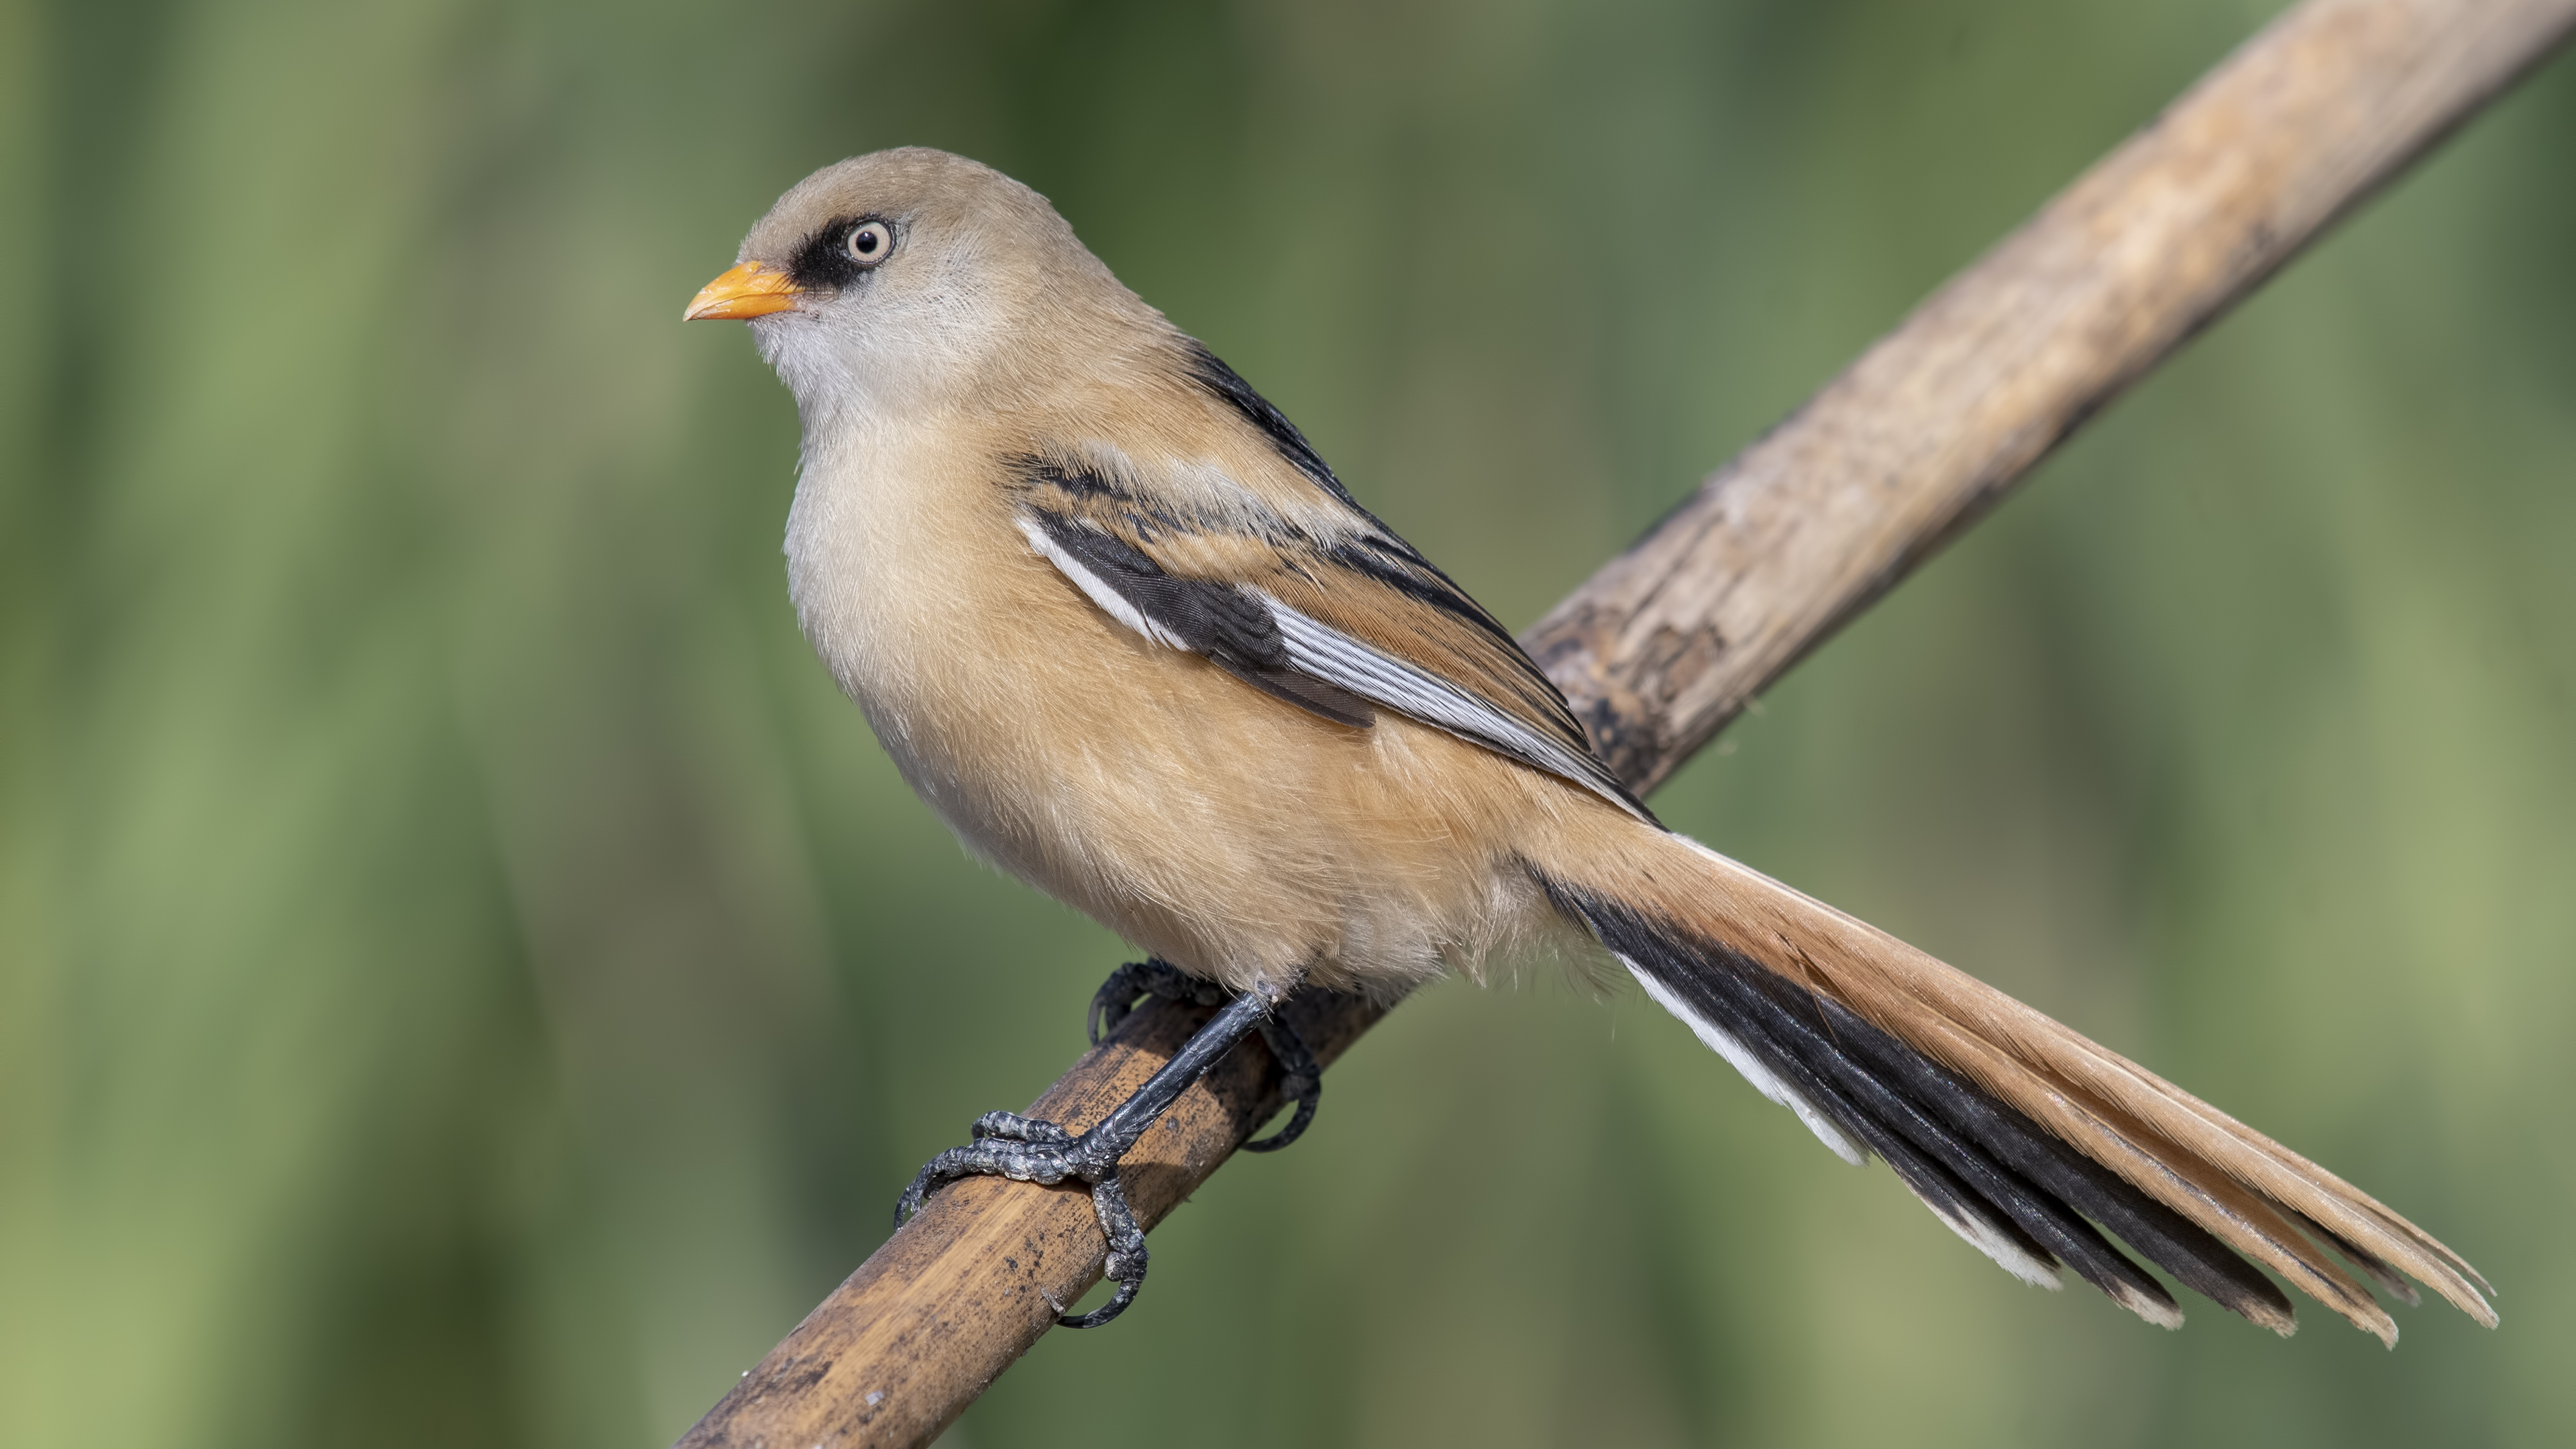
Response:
[845, 221, 894, 267]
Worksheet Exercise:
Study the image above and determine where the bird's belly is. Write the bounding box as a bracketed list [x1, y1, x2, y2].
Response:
[935, 679, 1558, 994]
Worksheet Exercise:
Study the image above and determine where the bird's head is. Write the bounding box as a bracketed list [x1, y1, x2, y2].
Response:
[686, 147, 1130, 425]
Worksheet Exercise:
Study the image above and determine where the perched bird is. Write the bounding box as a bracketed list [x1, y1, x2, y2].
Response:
[686, 147, 2490, 1339]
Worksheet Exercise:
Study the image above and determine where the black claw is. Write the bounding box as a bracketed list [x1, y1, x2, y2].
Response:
[1085, 969, 1130, 1046]
[1057, 1175, 1149, 1328]
[1242, 1014, 1322, 1152]
[893, 1170, 931, 1228]
[1089, 959, 1228, 1046]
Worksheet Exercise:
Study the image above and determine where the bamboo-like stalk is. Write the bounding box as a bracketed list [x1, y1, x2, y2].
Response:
[677, 2, 2576, 1444]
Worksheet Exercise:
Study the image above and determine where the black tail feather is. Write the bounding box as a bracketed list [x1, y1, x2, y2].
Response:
[1725, 957, 2187, 1321]
[1601, 884, 2071, 1283]
[1759, 965, 2300, 1332]
[1548, 879, 2310, 1332]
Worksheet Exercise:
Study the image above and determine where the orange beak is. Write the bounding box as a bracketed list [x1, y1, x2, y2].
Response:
[683, 262, 803, 321]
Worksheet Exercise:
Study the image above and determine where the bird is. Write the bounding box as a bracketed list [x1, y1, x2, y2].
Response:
[684, 146, 2491, 1340]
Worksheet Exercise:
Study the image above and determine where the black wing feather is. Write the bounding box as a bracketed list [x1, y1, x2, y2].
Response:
[1028, 509, 1377, 730]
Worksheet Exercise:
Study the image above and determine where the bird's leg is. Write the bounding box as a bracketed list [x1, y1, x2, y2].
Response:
[894, 988, 1274, 1328]
[1089, 958, 1321, 1151]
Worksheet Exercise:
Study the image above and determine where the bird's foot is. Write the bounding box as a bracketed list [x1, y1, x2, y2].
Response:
[893, 989, 1275, 1328]
[894, 1109, 1148, 1328]
[1089, 958, 1320, 1151]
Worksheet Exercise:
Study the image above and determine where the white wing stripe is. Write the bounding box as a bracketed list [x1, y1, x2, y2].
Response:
[1017, 515, 1189, 651]
[1024, 533, 1641, 817]
[1263, 597, 1642, 817]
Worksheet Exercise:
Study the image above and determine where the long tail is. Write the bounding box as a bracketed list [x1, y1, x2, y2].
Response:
[1530, 828, 2492, 1343]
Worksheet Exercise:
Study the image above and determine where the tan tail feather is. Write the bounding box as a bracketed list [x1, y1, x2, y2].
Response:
[1828, 909, 2493, 1306]
[2063, 1090, 2396, 1335]
[1990, 1010, 2493, 1320]
[2295, 1211, 2425, 1307]
[1929, 1015, 2403, 1340]
[1646, 836, 2493, 1330]
[1895, 1011, 2374, 1338]
[1871, 959, 2488, 1324]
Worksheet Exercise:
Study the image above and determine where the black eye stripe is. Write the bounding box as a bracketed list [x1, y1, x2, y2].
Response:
[786, 213, 896, 290]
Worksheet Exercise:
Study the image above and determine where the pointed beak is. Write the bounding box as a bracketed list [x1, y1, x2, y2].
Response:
[684, 262, 804, 321]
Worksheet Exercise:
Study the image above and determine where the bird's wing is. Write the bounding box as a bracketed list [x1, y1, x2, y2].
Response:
[1014, 449, 1653, 822]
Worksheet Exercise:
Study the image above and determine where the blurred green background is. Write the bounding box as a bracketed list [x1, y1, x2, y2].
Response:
[5, 0, 2573, 1445]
